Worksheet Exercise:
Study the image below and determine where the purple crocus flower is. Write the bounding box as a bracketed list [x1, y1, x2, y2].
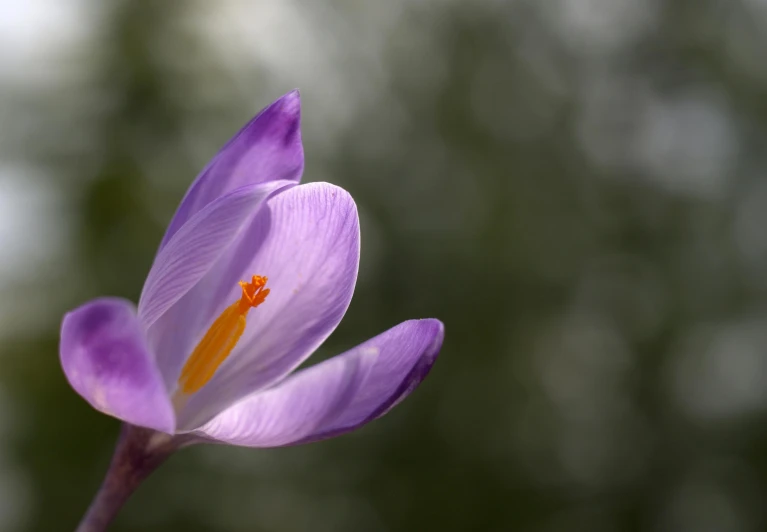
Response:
[61, 90, 444, 447]
[60, 91, 443, 531]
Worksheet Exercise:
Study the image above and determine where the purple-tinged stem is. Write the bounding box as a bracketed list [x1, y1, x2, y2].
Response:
[75, 424, 179, 532]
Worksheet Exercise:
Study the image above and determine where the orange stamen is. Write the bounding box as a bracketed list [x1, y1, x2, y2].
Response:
[177, 275, 269, 395]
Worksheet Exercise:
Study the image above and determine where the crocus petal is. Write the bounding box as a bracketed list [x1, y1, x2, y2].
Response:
[172, 182, 360, 430]
[59, 298, 175, 433]
[138, 180, 293, 329]
[159, 91, 303, 250]
[195, 319, 444, 446]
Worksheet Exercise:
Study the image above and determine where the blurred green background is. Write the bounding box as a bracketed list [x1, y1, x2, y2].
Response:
[2, 0, 767, 530]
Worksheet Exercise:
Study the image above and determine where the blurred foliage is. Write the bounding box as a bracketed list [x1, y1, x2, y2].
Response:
[3, 0, 767, 531]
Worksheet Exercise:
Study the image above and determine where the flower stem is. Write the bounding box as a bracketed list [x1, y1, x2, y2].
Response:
[75, 423, 178, 532]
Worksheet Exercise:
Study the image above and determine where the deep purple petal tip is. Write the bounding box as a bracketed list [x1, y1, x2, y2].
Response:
[60, 298, 175, 433]
[159, 91, 305, 249]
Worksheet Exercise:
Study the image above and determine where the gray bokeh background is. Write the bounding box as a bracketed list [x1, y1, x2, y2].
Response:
[3, 0, 767, 530]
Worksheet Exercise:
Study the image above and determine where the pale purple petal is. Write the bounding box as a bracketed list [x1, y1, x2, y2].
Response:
[170, 182, 360, 430]
[60, 298, 175, 433]
[138, 180, 293, 330]
[160, 91, 303, 250]
[195, 320, 444, 446]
